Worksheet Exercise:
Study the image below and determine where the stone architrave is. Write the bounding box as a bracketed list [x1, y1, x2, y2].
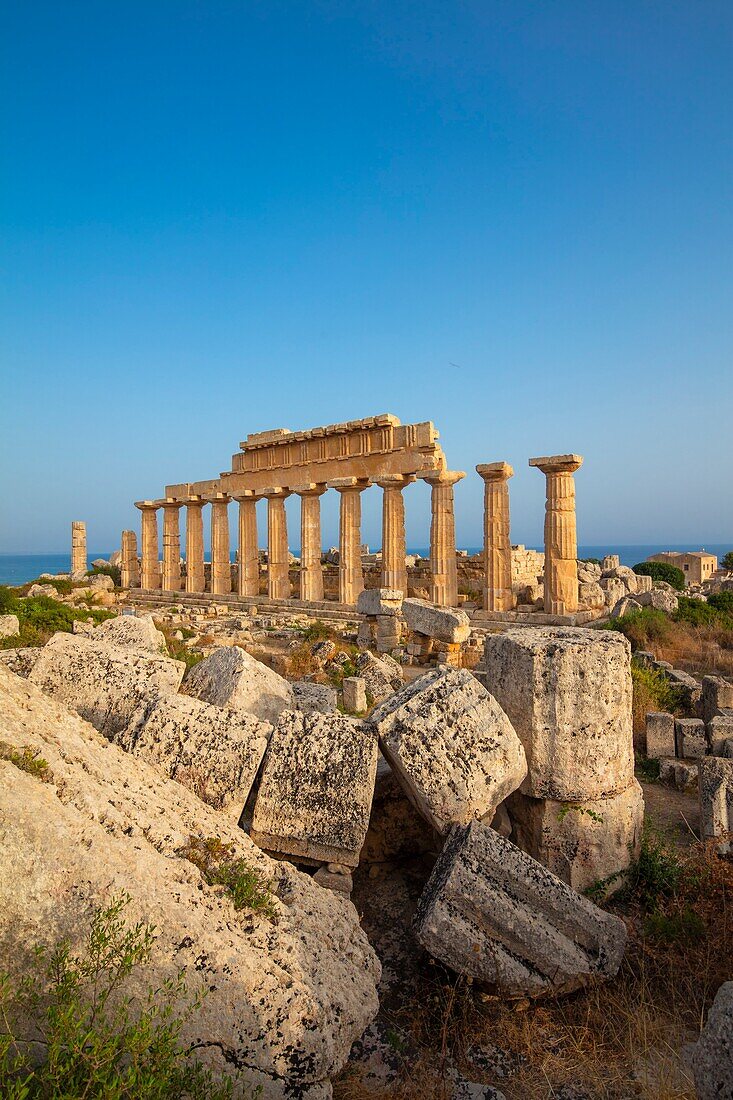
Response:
[160, 501, 182, 592]
[331, 478, 370, 606]
[423, 471, 464, 608]
[262, 487, 292, 600]
[71, 521, 87, 576]
[120, 529, 140, 589]
[135, 502, 161, 590]
[377, 474, 414, 595]
[476, 462, 514, 612]
[698, 757, 733, 839]
[297, 484, 326, 602]
[529, 454, 584, 616]
[184, 497, 205, 593]
[208, 494, 231, 595]
[233, 491, 259, 598]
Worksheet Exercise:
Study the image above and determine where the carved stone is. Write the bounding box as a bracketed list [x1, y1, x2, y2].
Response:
[476, 462, 514, 612]
[529, 454, 583, 616]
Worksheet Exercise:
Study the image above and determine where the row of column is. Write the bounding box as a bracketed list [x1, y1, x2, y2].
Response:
[135, 471, 465, 607]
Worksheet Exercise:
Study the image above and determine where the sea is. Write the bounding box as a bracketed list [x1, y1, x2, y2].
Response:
[1, 544, 730, 587]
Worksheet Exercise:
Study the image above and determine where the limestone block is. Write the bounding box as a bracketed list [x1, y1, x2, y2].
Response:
[360, 756, 437, 863]
[369, 667, 527, 835]
[414, 821, 628, 997]
[251, 711, 379, 867]
[87, 572, 115, 591]
[356, 588, 403, 616]
[601, 554, 620, 571]
[354, 650, 404, 703]
[690, 981, 733, 1100]
[645, 712, 676, 759]
[675, 717, 706, 759]
[292, 681, 338, 715]
[635, 574, 653, 593]
[659, 758, 699, 792]
[482, 628, 634, 801]
[312, 867, 353, 897]
[122, 694, 271, 819]
[506, 781, 644, 896]
[698, 757, 733, 839]
[28, 633, 184, 738]
[601, 565, 640, 594]
[401, 599, 470, 643]
[343, 676, 367, 713]
[94, 613, 167, 654]
[577, 582, 605, 611]
[702, 675, 733, 725]
[0, 647, 41, 678]
[184, 645, 294, 723]
[0, 614, 20, 638]
[600, 577, 626, 609]
[0, 666, 380, 1097]
[709, 714, 733, 756]
[635, 588, 679, 615]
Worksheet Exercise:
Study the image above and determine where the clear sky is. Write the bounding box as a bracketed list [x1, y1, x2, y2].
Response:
[1, 1, 731, 554]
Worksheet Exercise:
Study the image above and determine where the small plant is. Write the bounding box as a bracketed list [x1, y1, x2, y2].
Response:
[0, 741, 53, 782]
[635, 753, 661, 782]
[88, 563, 122, 586]
[629, 662, 685, 733]
[557, 803, 604, 824]
[644, 906, 706, 945]
[622, 824, 686, 910]
[178, 836, 277, 920]
[301, 620, 336, 642]
[721, 550, 733, 572]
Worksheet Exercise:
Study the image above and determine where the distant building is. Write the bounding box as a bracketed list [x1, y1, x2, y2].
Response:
[646, 551, 718, 586]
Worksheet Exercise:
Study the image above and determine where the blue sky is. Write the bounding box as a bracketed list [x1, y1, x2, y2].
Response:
[1, 1, 731, 553]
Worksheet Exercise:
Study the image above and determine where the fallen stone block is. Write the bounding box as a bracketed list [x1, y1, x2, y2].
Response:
[251, 710, 379, 867]
[401, 599, 470, 643]
[0, 614, 20, 639]
[354, 650, 403, 703]
[702, 675, 733, 725]
[659, 758, 699, 792]
[708, 714, 733, 756]
[356, 588, 403, 616]
[690, 981, 733, 1100]
[360, 756, 437, 863]
[645, 712, 676, 759]
[414, 820, 628, 998]
[343, 675, 367, 713]
[698, 756, 733, 839]
[184, 645, 293, 723]
[313, 866, 353, 897]
[27, 633, 184, 738]
[482, 627, 634, 800]
[0, 647, 40, 678]
[292, 681, 338, 715]
[370, 667, 526, 835]
[93, 612, 167, 653]
[675, 717, 706, 759]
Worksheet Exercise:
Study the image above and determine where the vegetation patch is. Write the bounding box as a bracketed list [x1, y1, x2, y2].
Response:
[633, 560, 686, 591]
[178, 836, 277, 920]
[0, 585, 114, 650]
[0, 741, 53, 783]
[88, 563, 122, 586]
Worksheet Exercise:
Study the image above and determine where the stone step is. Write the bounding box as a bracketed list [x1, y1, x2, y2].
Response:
[125, 589, 360, 625]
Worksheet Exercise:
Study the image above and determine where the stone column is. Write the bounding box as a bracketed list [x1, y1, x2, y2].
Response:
[529, 454, 584, 616]
[184, 498, 205, 593]
[331, 478, 369, 606]
[135, 502, 160, 590]
[120, 529, 140, 588]
[377, 475, 415, 595]
[234, 491, 260, 598]
[263, 488, 292, 600]
[209, 494, 232, 595]
[160, 501, 182, 592]
[298, 484, 326, 602]
[71, 521, 87, 576]
[476, 462, 514, 612]
[424, 471, 464, 607]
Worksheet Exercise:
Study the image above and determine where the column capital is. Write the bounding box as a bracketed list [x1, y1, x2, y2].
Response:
[156, 497, 183, 510]
[231, 489, 261, 503]
[260, 485, 292, 500]
[476, 462, 514, 483]
[183, 495, 205, 507]
[328, 477, 370, 493]
[376, 474, 416, 490]
[529, 454, 583, 475]
[423, 470, 466, 487]
[134, 500, 159, 511]
[293, 482, 327, 498]
[203, 491, 232, 505]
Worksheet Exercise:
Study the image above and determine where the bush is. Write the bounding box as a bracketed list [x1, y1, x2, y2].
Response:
[0, 586, 19, 615]
[722, 551, 733, 572]
[604, 607, 673, 650]
[0, 592, 114, 651]
[630, 663, 683, 732]
[622, 824, 687, 910]
[178, 836, 277, 919]
[633, 561, 686, 591]
[89, 563, 121, 587]
[708, 590, 733, 615]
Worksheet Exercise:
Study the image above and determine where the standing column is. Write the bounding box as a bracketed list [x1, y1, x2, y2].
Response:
[71, 521, 87, 576]
[120, 529, 140, 588]
[263, 488, 292, 600]
[529, 454, 584, 616]
[209, 494, 232, 595]
[476, 463, 514, 612]
[135, 502, 161, 590]
[331, 478, 369, 606]
[234, 491, 260, 597]
[298, 484, 326, 602]
[377, 475, 414, 595]
[424, 471, 464, 607]
[185, 498, 205, 593]
[160, 501, 182, 592]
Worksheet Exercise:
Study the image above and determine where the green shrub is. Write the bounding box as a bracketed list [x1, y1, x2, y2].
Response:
[35, 576, 73, 595]
[178, 836, 277, 919]
[721, 551, 733, 572]
[0, 586, 19, 615]
[621, 824, 687, 910]
[635, 753, 661, 782]
[644, 906, 706, 945]
[0, 741, 53, 782]
[675, 595, 733, 628]
[632, 561, 685, 591]
[89, 563, 121, 587]
[708, 590, 733, 614]
[604, 607, 674, 650]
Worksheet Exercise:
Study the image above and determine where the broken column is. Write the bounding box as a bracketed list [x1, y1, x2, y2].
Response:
[263, 487, 291, 600]
[377, 475, 414, 596]
[71, 521, 87, 577]
[424, 471, 464, 608]
[356, 588, 404, 654]
[234, 491, 259, 598]
[332, 478, 369, 606]
[135, 502, 161, 590]
[529, 454, 583, 616]
[298, 484, 326, 602]
[184, 497, 205, 593]
[161, 501, 182, 592]
[120, 530, 140, 589]
[476, 462, 514, 612]
[401, 597, 471, 667]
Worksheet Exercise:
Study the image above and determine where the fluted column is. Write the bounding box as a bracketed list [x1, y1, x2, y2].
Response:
[298, 484, 326, 602]
[476, 463, 514, 612]
[377, 475, 414, 594]
[331, 478, 369, 606]
[209, 494, 232, 595]
[185, 498, 205, 593]
[263, 487, 292, 600]
[71, 521, 87, 576]
[529, 454, 584, 615]
[160, 501, 182, 592]
[424, 471, 464, 607]
[120, 529, 140, 588]
[234, 491, 260, 598]
[135, 502, 161, 590]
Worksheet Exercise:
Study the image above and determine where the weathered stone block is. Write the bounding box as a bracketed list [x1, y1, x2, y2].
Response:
[690, 981, 733, 1100]
[709, 714, 733, 756]
[251, 711, 379, 867]
[659, 757, 699, 792]
[482, 628, 634, 800]
[184, 645, 293, 723]
[343, 676, 367, 713]
[0, 614, 20, 639]
[645, 712, 676, 759]
[354, 650, 403, 703]
[414, 821, 628, 997]
[94, 613, 167, 653]
[698, 757, 733, 839]
[702, 675, 733, 725]
[370, 667, 527, 835]
[0, 647, 41, 678]
[401, 599, 471, 643]
[292, 681, 338, 715]
[675, 717, 706, 759]
[356, 588, 403, 616]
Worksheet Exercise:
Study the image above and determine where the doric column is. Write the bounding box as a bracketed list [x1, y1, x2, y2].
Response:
[377, 474, 415, 594]
[71, 521, 87, 576]
[234, 491, 260, 598]
[160, 501, 182, 592]
[184, 497, 205, 593]
[529, 454, 584, 615]
[135, 502, 161, 590]
[331, 478, 369, 606]
[476, 463, 514, 612]
[120, 529, 140, 588]
[424, 471, 464, 607]
[263, 487, 292, 600]
[297, 484, 326, 602]
[208, 494, 232, 595]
